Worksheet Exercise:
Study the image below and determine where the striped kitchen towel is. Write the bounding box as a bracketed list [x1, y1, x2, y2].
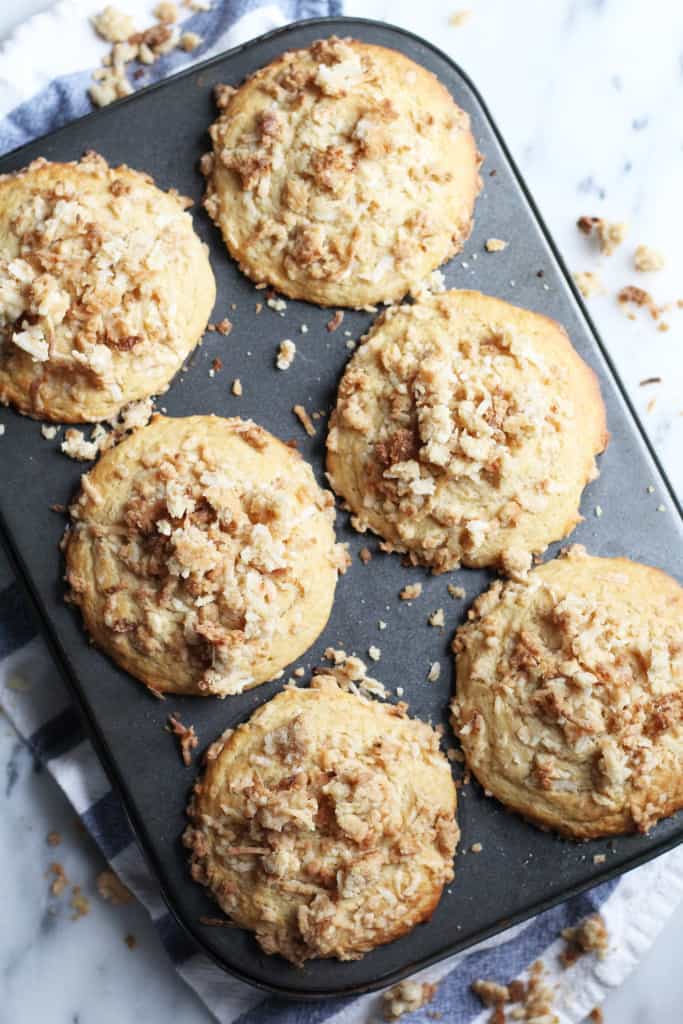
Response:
[1, 3, 683, 1022]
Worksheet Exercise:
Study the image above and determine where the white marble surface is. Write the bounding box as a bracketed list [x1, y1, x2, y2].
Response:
[1, 1, 682, 1022]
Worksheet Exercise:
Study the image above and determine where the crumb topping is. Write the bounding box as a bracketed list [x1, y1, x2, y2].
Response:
[452, 546, 683, 835]
[202, 37, 480, 306]
[327, 294, 605, 574]
[0, 154, 210, 421]
[66, 417, 345, 697]
[184, 674, 458, 964]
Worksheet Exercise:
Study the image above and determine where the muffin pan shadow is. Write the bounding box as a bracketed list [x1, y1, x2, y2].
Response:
[1, 16, 682, 999]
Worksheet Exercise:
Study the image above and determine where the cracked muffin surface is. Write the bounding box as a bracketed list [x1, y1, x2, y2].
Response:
[326, 290, 608, 574]
[451, 546, 683, 838]
[64, 415, 347, 696]
[202, 36, 481, 307]
[185, 674, 458, 963]
[0, 152, 215, 422]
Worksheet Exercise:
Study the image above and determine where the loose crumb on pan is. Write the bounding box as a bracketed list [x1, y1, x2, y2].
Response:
[470, 842, 482, 853]
[276, 339, 296, 370]
[560, 913, 609, 966]
[573, 270, 605, 298]
[232, 378, 242, 396]
[589, 1008, 605, 1024]
[208, 318, 233, 335]
[447, 584, 466, 599]
[266, 294, 287, 312]
[167, 713, 199, 766]
[60, 399, 155, 461]
[634, 244, 665, 272]
[125, 933, 137, 949]
[293, 404, 316, 436]
[429, 608, 445, 627]
[383, 980, 438, 1020]
[427, 661, 441, 682]
[593, 853, 606, 864]
[577, 215, 628, 255]
[46, 831, 61, 847]
[321, 647, 387, 699]
[96, 869, 133, 905]
[400, 582, 422, 600]
[359, 546, 372, 564]
[368, 645, 381, 662]
[61, 429, 101, 462]
[41, 425, 59, 440]
[326, 310, 344, 333]
[485, 238, 507, 253]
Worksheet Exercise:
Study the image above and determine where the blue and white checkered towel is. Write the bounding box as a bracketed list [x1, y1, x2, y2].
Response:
[1, 3, 683, 1022]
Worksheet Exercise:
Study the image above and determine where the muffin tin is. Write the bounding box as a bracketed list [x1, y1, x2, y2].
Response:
[0, 16, 682, 999]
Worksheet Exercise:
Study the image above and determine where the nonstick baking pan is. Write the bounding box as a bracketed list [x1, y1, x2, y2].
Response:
[1, 16, 682, 1000]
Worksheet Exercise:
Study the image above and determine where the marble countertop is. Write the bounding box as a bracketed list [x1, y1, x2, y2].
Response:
[1, 1, 682, 1022]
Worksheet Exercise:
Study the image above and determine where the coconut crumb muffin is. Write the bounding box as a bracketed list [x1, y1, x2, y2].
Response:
[0, 152, 215, 422]
[451, 546, 683, 838]
[326, 290, 608, 575]
[185, 674, 458, 963]
[64, 415, 347, 696]
[202, 36, 481, 308]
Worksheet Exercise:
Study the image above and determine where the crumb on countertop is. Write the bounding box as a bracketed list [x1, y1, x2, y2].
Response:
[97, 869, 133, 905]
[560, 913, 609, 966]
[70, 885, 91, 920]
[573, 270, 605, 298]
[383, 980, 438, 1020]
[448, 9, 471, 27]
[577, 215, 628, 255]
[634, 244, 665, 272]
